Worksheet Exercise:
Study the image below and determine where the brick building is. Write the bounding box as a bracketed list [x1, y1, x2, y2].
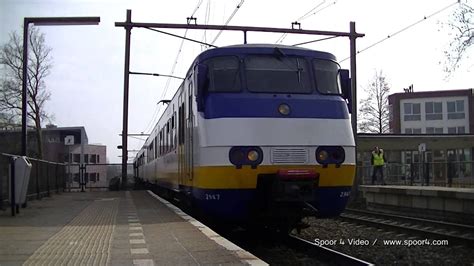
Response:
[0, 125, 107, 188]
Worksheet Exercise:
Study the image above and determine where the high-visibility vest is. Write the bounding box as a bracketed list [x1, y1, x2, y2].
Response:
[372, 152, 385, 166]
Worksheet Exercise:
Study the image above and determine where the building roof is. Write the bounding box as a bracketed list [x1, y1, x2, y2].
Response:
[389, 88, 473, 101]
[0, 126, 89, 145]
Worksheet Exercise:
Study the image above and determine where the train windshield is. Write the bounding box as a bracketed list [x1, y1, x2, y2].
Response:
[204, 56, 241, 92]
[313, 59, 341, 95]
[244, 55, 312, 94]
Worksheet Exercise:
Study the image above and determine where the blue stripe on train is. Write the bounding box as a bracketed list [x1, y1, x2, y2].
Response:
[191, 186, 352, 221]
[203, 93, 349, 119]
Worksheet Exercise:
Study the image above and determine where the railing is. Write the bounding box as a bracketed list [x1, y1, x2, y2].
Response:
[0, 153, 67, 214]
[64, 163, 134, 192]
[357, 161, 474, 187]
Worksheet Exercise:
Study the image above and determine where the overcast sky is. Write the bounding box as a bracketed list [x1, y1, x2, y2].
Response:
[1, 0, 472, 163]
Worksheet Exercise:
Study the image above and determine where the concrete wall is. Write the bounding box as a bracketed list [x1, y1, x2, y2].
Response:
[360, 185, 474, 224]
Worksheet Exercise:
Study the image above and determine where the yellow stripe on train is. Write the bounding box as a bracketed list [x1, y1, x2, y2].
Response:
[189, 164, 356, 189]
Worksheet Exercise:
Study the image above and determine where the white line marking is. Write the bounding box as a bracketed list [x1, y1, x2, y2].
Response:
[131, 248, 149, 254]
[133, 259, 154, 266]
[130, 239, 146, 244]
[129, 222, 141, 226]
[129, 233, 144, 237]
[129, 227, 143, 231]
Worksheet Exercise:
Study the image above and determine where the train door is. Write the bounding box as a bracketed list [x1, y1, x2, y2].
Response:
[185, 78, 194, 181]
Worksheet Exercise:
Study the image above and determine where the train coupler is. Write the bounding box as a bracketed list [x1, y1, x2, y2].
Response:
[273, 169, 319, 202]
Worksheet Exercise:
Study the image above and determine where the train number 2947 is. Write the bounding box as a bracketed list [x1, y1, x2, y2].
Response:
[205, 194, 221, 200]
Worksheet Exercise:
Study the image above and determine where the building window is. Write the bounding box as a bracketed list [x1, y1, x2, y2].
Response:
[90, 154, 97, 164]
[90, 173, 96, 182]
[450, 126, 466, 134]
[425, 102, 442, 120]
[404, 103, 421, 121]
[97, 155, 100, 164]
[426, 127, 443, 134]
[73, 173, 80, 182]
[73, 153, 80, 163]
[84, 154, 89, 164]
[404, 128, 421, 134]
[447, 100, 465, 119]
[97, 173, 100, 181]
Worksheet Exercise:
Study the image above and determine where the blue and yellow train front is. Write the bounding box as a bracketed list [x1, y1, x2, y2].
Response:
[188, 95, 355, 224]
[186, 44, 355, 225]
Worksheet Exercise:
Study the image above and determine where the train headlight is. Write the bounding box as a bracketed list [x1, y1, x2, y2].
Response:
[247, 150, 259, 162]
[229, 148, 245, 166]
[229, 146, 263, 169]
[316, 146, 345, 165]
[278, 104, 290, 115]
[317, 150, 329, 162]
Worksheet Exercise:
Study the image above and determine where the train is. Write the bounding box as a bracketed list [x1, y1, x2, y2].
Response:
[134, 43, 355, 230]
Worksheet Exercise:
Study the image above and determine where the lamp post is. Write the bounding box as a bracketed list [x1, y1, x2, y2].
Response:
[21, 16, 100, 156]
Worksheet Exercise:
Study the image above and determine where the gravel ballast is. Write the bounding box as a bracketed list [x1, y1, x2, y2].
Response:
[297, 217, 474, 265]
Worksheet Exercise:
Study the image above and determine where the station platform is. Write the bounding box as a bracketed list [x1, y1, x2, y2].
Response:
[0, 190, 266, 265]
[359, 185, 474, 224]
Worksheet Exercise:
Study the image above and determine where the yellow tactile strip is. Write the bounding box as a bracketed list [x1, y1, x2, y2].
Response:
[23, 198, 119, 266]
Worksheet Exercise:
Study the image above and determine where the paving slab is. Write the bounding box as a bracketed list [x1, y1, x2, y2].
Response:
[0, 190, 266, 265]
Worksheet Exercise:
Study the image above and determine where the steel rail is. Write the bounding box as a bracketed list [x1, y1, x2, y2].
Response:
[340, 210, 474, 246]
[345, 208, 474, 231]
[287, 234, 374, 266]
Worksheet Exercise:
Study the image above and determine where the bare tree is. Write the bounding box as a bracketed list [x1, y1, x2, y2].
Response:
[0, 27, 53, 158]
[443, 1, 473, 75]
[358, 71, 391, 134]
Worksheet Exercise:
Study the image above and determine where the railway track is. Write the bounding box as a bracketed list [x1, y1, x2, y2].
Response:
[153, 187, 373, 264]
[340, 208, 474, 246]
[285, 234, 373, 265]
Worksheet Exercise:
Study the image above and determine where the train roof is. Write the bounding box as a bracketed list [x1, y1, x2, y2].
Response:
[194, 43, 337, 63]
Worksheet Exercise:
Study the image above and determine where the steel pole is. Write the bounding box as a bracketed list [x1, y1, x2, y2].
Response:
[350, 21, 357, 143]
[121, 10, 132, 189]
[349, 22, 359, 203]
[21, 19, 29, 156]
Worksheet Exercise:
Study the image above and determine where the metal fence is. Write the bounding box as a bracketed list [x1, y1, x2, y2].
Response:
[63, 163, 134, 192]
[0, 153, 67, 213]
[357, 161, 474, 187]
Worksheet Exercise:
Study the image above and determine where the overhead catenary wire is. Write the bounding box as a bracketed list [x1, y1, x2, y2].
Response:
[141, 0, 204, 135]
[276, 0, 326, 44]
[129, 135, 147, 141]
[201, 0, 212, 49]
[292, 35, 338, 46]
[210, 0, 245, 45]
[161, 0, 203, 100]
[339, 1, 459, 63]
[144, 27, 217, 48]
[276, 1, 337, 44]
[296, 0, 327, 22]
